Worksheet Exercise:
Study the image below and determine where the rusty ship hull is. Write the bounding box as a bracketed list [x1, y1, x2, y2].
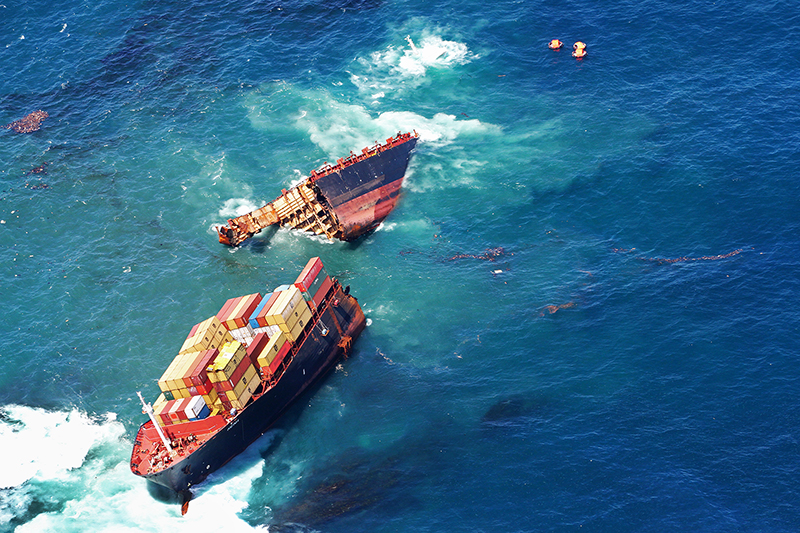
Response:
[130, 282, 365, 494]
[218, 131, 418, 246]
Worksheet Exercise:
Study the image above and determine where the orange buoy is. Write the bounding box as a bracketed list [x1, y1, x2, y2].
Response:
[572, 47, 587, 58]
[573, 41, 586, 51]
[548, 39, 563, 50]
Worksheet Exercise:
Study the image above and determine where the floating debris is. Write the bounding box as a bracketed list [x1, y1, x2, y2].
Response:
[448, 247, 506, 261]
[539, 302, 576, 316]
[3, 110, 49, 133]
[27, 162, 48, 175]
[638, 248, 744, 265]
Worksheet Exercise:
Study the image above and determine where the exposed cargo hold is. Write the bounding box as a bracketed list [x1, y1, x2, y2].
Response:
[130, 258, 366, 497]
[217, 131, 419, 246]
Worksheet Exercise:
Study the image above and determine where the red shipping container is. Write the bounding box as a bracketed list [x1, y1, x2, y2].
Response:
[157, 399, 177, 425]
[216, 296, 240, 329]
[295, 257, 324, 292]
[222, 296, 248, 329]
[187, 381, 213, 396]
[213, 379, 232, 393]
[229, 357, 251, 387]
[188, 348, 219, 387]
[268, 341, 292, 374]
[246, 332, 271, 365]
[311, 275, 333, 309]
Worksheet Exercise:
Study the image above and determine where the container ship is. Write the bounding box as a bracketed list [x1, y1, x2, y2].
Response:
[217, 131, 418, 246]
[130, 257, 365, 502]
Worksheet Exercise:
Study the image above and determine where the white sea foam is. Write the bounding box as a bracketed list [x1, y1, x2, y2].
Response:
[0, 405, 123, 490]
[350, 32, 475, 97]
[218, 198, 263, 219]
[296, 102, 498, 158]
[0, 405, 272, 532]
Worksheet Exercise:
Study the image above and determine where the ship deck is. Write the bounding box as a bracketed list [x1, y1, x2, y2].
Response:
[131, 415, 230, 476]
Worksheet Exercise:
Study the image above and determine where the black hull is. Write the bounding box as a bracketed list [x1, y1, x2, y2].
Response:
[314, 137, 418, 241]
[138, 288, 365, 493]
[313, 137, 418, 209]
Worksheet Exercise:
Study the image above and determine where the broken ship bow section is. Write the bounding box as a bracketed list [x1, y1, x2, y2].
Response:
[310, 132, 418, 240]
[130, 258, 366, 493]
[217, 131, 418, 246]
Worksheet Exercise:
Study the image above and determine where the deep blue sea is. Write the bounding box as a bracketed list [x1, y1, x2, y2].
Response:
[2, 0, 800, 531]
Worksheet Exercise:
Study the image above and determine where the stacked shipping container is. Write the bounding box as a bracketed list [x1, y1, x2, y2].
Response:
[149, 257, 331, 429]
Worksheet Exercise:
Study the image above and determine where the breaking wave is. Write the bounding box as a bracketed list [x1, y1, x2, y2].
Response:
[0, 405, 269, 532]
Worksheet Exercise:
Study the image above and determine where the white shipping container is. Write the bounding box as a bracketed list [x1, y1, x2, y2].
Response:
[185, 396, 206, 419]
[253, 324, 281, 338]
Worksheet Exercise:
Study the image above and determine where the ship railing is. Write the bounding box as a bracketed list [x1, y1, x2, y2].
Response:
[308, 131, 417, 182]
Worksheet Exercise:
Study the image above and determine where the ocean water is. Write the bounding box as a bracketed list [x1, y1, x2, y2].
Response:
[2, 0, 799, 530]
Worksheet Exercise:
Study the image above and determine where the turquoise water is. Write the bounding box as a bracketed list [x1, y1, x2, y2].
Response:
[2, 0, 800, 531]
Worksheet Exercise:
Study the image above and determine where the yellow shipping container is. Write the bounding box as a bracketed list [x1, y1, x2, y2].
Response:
[153, 393, 167, 413]
[279, 304, 313, 338]
[257, 330, 289, 369]
[202, 388, 219, 407]
[173, 387, 189, 399]
[168, 352, 195, 390]
[233, 364, 258, 397]
[174, 351, 202, 389]
[267, 286, 307, 326]
[264, 289, 291, 326]
[163, 353, 187, 391]
[194, 316, 226, 341]
[179, 333, 209, 354]
[211, 341, 247, 378]
[179, 317, 231, 355]
[158, 354, 186, 392]
[290, 305, 313, 340]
